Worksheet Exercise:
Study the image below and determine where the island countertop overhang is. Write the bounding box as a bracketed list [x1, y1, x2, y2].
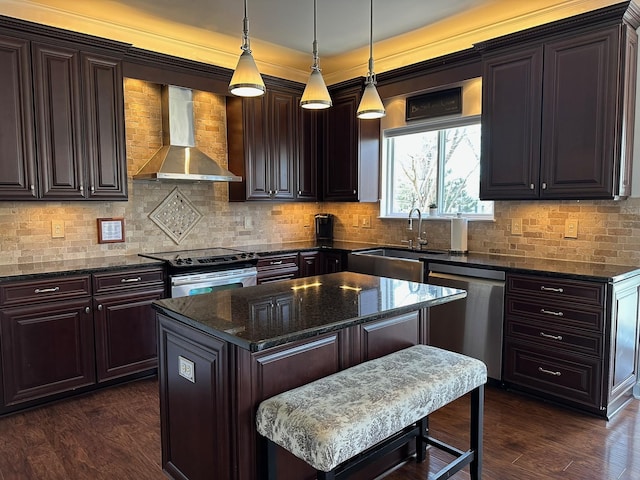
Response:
[152, 271, 466, 352]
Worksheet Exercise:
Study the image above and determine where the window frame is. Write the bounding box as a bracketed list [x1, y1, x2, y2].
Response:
[380, 114, 493, 220]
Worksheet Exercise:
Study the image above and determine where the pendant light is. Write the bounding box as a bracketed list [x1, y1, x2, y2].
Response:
[229, 0, 265, 97]
[356, 0, 385, 119]
[300, 0, 332, 109]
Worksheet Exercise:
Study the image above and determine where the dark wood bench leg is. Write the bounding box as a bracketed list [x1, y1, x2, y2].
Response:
[263, 437, 278, 480]
[317, 470, 336, 480]
[470, 384, 484, 480]
[416, 416, 428, 463]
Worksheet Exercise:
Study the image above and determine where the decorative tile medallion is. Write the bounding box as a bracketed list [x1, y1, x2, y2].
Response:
[149, 187, 203, 244]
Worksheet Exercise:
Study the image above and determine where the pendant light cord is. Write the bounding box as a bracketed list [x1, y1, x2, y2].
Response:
[312, 0, 320, 70]
[242, 0, 251, 52]
[367, 0, 376, 84]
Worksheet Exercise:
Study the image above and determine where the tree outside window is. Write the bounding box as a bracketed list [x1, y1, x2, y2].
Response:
[382, 117, 493, 218]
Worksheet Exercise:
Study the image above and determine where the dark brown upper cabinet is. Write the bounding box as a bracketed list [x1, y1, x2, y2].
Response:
[0, 18, 128, 201]
[227, 80, 319, 202]
[323, 81, 380, 202]
[479, 3, 639, 201]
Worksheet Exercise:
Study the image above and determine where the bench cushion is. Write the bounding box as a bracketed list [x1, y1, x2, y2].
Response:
[256, 344, 487, 472]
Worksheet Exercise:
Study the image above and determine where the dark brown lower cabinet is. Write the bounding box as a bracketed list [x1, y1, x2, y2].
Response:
[298, 250, 346, 277]
[0, 297, 95, 408]
[157, 308, 425, 480]
[503, 272, 640, 418]
[0, 266, 166, 414]
[94, 288, 164, 382]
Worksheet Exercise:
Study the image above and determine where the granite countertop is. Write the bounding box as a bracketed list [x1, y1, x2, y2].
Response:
[153, 271, 466, 352]
[246, 241, 640, 282]
[0, 255, 165, 283]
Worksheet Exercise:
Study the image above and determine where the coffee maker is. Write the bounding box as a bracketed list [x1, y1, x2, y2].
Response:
[315, 214, 334, 241]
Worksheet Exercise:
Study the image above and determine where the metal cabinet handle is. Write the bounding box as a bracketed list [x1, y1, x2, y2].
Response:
[538, 367, 561, 377]
[298, 190, 302, 195]
[529, 183, 535, 190]
[121, 277, 142, 283]
[30, 184, 35, 192]
[34, 286, 60, 294]
[540, 308, 563, 317]
[80, 185, 84, 193]
[353, 189, 357, 195]
[90, 185, 95, 193]
[541, 182, 547, 189]
[270, 260, 283, 265]
[85, 307, 91, 314]
[541, 286, 563, 293]
[540, 332, 563, 341]
[98, 304, 103, 311]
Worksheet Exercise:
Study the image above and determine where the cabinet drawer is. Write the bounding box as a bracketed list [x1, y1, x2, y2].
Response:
[506, 296, 603, 332]
[505, 320, 602, 356]
[504, 339, 602, 410]
[507, 274, 605, 306]
[257, 253, 299, 282]
[0, 275, 91, 307]
[92, 267, 165, 294]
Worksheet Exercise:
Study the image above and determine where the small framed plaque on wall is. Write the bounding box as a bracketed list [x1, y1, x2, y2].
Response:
[97, 217, 125, 244]
[406, 87, 462, 121]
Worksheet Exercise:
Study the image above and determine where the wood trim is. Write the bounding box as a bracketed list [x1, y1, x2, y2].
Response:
[474, 1, 640, 53]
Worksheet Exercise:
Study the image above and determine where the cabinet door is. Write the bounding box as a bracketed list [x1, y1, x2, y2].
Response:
[296, 105, 319, 200]
[0, 33, 37, 199]
[540, 27, 620, 198]
[322, 251, 345, 274]
[299, 251, 321, 277]
[31, 41, 85, 199]
[82, 52, 127, 200]
[0, 298, 95, 408]
[480, 45, 543, 200]
[359, 312, 420, 362]
[268, 91, 295, 199]
[94, 288, 164, 382]
[323, 89, 359, 201]
[244, 95, 270, 199]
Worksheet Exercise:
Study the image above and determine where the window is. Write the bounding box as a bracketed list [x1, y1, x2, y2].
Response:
[381, 115, 493, 219]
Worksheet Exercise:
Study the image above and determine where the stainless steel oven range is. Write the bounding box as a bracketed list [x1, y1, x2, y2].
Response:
[140, 247, 258, 298]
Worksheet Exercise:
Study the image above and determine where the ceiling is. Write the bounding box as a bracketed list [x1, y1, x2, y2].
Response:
[0, 0, 626, 84]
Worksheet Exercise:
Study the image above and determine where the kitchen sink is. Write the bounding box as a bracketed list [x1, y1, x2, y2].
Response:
[348, 247, 445, 282]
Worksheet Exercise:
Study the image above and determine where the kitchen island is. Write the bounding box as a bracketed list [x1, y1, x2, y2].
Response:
[153, 271, 466, 480]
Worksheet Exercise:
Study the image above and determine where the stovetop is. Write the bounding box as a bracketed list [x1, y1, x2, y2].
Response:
[140, 247, 258, 269]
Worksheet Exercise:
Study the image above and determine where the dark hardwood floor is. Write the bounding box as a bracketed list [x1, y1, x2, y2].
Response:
[0, 378, 638, 479]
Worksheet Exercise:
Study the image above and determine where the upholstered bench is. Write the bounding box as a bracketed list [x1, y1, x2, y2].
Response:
[256, 344, 487, 480]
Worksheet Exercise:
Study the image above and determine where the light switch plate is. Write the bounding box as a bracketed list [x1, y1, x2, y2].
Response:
[565, 219, 578, 238]
[511, 218, 522, 236]
[361, 215, 371, 228]
[51, 220, 65, 238]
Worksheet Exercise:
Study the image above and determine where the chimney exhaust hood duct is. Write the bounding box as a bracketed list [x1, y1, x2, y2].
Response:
[133, 85, 241, 182]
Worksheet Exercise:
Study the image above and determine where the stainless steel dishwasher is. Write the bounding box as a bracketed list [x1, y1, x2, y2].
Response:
[426, 263, 505, 381]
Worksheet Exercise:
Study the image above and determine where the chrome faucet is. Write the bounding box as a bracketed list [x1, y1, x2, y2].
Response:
[407, 208, 428, 250]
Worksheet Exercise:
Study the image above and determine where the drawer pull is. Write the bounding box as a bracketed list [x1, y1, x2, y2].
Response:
[34, 286, 60, 294]
[121, 277, 142, 283]
[540, 308, 563, 317]
[541, 286, 564, 293]
[270, 261, 283, 265]
[538, 367, 561, 377]
[540, 332, 563, 341]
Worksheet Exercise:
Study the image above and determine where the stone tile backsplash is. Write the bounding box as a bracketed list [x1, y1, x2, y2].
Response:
[0, 78, 639, 267]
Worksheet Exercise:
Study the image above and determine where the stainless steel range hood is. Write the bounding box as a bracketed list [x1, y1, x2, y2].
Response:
[133, 85, 241, 182]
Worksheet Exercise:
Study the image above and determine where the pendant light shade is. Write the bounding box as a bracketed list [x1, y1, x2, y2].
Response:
[229, 0, 265, 97]
[357, 0, 385, 119]
[300, 0, 332, 109]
